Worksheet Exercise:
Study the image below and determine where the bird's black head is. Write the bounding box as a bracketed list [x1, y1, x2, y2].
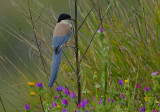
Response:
[57, 14, 71, 23]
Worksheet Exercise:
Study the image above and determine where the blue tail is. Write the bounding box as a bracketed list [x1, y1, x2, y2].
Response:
[48, 49, 62, 87]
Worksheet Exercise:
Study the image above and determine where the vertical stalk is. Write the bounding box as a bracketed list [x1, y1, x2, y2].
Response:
[75, 0, 81, 104]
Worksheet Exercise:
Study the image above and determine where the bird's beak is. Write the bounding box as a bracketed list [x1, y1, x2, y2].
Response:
[69, 18, 75, 21]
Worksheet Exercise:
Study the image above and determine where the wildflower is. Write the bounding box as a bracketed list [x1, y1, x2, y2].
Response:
[62, 108, 67, 112]
[85, 111, 88, 112]
[119, 79, 123, 85]
[70, 92, 76, 99]
[151, 71, 158, 76]
[97, 28, 103, 33]
[36, 82, 43, 88]
[153, 109, 158, 112]
[140, 107, 145, 112]
[25, 104, 31, 110]
[107, 98, 110, 103]
[121, 102, 124, 106]
[112, 99, 114, 103]
[30, 92, 35, 96]
[120, 94, 125, 99]
[136, 83, 140, 88]
[93, 96, 96, 102]
[159, 101, 160, 106]
[52, 102, 57, 107]
[28, 82, 35, 86]
[82, 99, 88, 108]
[63, 88, 70, 95]
[78, 103, 81, 109]
[54, 95, 58, 99]
[144, 97, 147, 102]
[144, 86, 149, 91]
[125, 80, 128, 84]
[62, 99, 68, 106]
[99, 98, 103, 105]
[56, 85, 63, 92]
[57, 105, 60, 108]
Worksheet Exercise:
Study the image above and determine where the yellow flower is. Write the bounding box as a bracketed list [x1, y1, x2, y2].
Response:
[30, 92, 35, 96]
[144, 97, 151, 102]
[28, 82, 35, 86]
[57, 105, 61, 108]
[125, 80, 128, 84]
[155, 101, 159, 103]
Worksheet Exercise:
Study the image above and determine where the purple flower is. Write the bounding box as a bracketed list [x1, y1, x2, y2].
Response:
[153, 109, 158, 112]
[70, 92, 76, 98]
[107, 98, 110, 103]
[62, 99, 68, 106]
[151, 71, 158, 76]
[63, 88, 70, 95]
[56, 85, 63, 92]
[159, 101, 160, 107]
[25, 104, 31, 110]
[99, 98, 103, 105]
[85, 111, 88, 112]
[62, 108, 67, 112]
[36, 82, 43, 88]
[93, 96, 96, 102]
[144, 86, 149, 91]
[119, 79, 123, 85]
[78, 103, 81, 109]
[136, 83, 140, 88]
[112, 99, 114, 103]
[82, 99, 88, 108]
[120, 94, 125, 99]
[52, 102, 57, 107]
[97, 28, 103, 33]
[140, 107, 145, 112]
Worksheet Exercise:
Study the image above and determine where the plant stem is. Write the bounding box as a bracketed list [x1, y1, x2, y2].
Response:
[0, 97, 6, 112]
[75, 0, 81, 104]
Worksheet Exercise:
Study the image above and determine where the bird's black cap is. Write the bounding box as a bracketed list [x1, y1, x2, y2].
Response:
[57, 13, 71, 23]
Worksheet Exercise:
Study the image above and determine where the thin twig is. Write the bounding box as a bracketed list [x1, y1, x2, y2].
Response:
[34, 7, 44, 23]
[62, 51, 77, 74]
[39, 95, 45, 112]
[78, 0, 99, 31]
[79, 4, 110, 63]
[27, 0, 49, 80]
[0, 97, 7, 112]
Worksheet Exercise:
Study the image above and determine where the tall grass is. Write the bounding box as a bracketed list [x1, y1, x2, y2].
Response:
[0, 0, 160, 111]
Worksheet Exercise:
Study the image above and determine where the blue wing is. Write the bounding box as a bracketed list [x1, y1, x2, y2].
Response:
[48, 30, 72, 87]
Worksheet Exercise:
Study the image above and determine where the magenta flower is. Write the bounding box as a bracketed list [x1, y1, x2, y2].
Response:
[99, 98, 103, 105]
[62, 108, 67, 112]
[119, 79, 123, 85]
[121, 102, 124, 106]
[78, 103, 81, 109]
[91, 106, 94, 110]
[153, 109, 158, 112]
[63, 88, 70, 95]
[25, 104, 31, 110]
[97, 28, 103, 33]
[107, 98, 110, 103]
[52, 102, 57, 107]
[82, 99, 88, 108]
[70, 92, 76, 98]
[56, 85, 63, 92]
[136, 83, 140, 88]
[151, 71, 158, 76]
[141, 107, 146, 112]
[36, 82, 43, 88]
[144, 86, 149, 91]
[120, 94, 125, 99]
[62, 99, 68, 106]
[54, 95, 58, 99]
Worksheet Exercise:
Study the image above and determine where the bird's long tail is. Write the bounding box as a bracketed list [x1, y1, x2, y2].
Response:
[48, 49, 62, 87]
